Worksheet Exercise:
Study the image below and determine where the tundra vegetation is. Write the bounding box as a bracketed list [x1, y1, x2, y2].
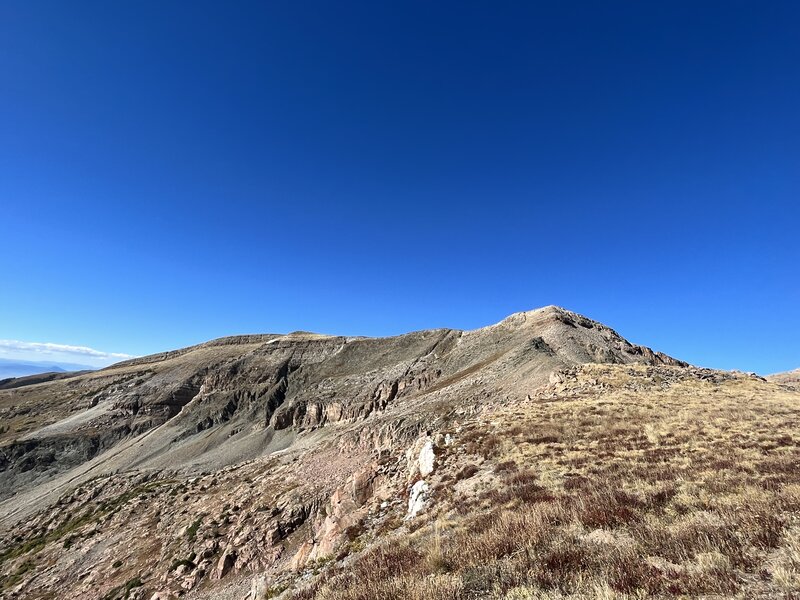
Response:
[290, 365, 800, 599]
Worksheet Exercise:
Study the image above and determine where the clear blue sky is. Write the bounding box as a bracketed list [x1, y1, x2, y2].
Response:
[1, 1, 798, 374]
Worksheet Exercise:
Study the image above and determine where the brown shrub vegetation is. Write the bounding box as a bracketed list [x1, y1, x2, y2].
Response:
[291, 365, 800, 599]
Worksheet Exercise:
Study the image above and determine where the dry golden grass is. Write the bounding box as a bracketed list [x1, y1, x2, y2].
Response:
[289, 365, 800, 599]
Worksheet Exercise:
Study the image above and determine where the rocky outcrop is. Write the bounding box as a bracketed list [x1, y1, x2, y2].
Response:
[407, 480, 429, 518]
[290, 459, 393, 568]
[404, 434, 442, 519]
[213, 545, 237, 580]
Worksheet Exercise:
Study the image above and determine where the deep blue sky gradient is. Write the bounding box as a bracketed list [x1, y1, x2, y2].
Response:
[1, 1, 798, 373]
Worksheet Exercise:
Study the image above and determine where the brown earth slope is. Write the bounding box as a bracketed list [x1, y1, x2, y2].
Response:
[768, 368, 800, 388]
[4, 307, 798, 599]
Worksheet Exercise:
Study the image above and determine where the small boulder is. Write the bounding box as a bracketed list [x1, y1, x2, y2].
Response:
[407, 480, 430, 518]
[406, 436, 437, 480]
[213, 546, 237, 580]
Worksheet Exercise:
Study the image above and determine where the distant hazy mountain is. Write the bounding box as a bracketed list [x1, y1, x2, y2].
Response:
[0, 358, 95, 379]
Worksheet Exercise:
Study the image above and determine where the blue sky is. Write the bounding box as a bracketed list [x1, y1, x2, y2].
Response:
[1, 1, 798, 373]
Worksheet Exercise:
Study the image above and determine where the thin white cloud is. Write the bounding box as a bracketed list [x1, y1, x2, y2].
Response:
[0, 339, 136, 360]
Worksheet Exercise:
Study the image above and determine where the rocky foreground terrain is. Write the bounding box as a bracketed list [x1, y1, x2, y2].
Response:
[1, 306, 799, 599]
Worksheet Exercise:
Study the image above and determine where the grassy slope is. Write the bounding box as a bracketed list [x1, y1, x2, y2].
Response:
[292, 365, 800, 599]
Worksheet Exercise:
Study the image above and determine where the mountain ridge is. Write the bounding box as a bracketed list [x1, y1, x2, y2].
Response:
[0, 306, 681, 523]
[12, 307, 798, 600]
[0, 357, 95, 380]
